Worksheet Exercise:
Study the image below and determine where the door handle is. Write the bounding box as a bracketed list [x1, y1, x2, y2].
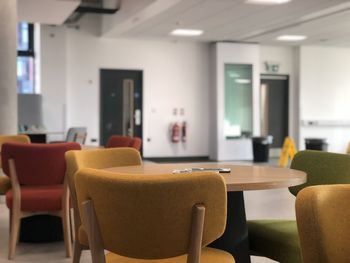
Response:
[135, 109, 141, 126]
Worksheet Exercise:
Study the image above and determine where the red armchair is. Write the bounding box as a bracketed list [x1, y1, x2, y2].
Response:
[1, 142, 81, 259]
[106, 135, 142, 151]
[130, 136, 142, 151]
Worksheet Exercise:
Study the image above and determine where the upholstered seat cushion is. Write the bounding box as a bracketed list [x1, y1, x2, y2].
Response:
[78, 225, 89, 246]
[248, 220, 302, 263]
[106, 247, 234, 263]
[6, 185, 63, 211]
[0, 176, 11, 194]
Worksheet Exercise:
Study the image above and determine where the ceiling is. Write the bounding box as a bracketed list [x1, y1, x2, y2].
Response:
[18, 0, 81, 25]
[17, 0, 350, 46]
[101, 0, 350, 47]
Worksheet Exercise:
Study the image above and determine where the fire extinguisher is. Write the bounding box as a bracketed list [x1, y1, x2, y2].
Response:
[182, 121, 186, 142]
[171, 122, 180, 143]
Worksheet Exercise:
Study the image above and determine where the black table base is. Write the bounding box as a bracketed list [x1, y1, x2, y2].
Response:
[19, 215, 63, 243]
[209, 191, 251, 263]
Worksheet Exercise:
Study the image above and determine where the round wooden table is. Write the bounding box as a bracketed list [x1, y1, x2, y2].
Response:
[105, 163, 306, 263]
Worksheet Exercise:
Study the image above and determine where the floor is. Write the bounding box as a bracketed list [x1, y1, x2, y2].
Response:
[0, 159, 291, 262]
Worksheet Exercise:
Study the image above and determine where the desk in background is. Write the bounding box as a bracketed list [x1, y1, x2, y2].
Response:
[19, 132, 65, 143]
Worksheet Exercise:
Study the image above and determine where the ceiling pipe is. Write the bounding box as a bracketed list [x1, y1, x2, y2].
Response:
[65, 0, 120, 24]
[75, 6, 119, 14]
[75, 0, 120, 14]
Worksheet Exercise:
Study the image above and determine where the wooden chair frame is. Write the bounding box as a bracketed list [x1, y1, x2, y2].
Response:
[82, 200, 205, 263]
[7, 159, 72, 259]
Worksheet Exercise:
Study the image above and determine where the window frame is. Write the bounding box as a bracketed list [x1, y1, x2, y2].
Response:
[17, 23, 34, 57]
[17, 23, 36, 94]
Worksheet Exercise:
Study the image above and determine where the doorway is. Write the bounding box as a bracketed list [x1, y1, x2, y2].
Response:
[260, 74, 289, 149]
[100, 69, 143, 147]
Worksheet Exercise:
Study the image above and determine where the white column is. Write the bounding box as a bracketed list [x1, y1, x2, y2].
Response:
[0, 0, 17, 134]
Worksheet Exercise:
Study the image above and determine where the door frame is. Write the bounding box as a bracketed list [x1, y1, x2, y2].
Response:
[99, 68, 144, 149]
[260, 74, 290, 152]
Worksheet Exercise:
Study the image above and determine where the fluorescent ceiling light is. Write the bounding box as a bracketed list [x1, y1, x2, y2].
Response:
[235, 79, 251, 84]
[276, 35, 307, 41]
[170, 29, 203, 37]
[245, 0, 291, 5]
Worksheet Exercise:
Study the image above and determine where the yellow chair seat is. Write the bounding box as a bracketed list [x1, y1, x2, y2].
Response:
[78, 225, 89, 246]
[106, 247, 234, 263]
[0, 176, 11, 195]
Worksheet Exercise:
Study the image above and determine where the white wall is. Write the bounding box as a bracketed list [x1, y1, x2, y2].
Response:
[299, 46, 350, 153]
[45, 16, 210, 158]
[210, 43, 260, 161]
[40, 25, 67, 141]
[43, 17, 350, 157]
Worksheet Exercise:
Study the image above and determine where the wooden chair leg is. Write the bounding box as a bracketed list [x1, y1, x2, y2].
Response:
[73, 241, 83, 263]
[62, 208, 73, 258]
[8, 209, 21, 260]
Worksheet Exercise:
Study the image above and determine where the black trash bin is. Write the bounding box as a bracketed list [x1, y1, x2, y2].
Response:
[305, 138, 328, 151]
[252, 136, 273, 162]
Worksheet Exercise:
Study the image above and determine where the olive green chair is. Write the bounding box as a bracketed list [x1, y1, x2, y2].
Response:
[0, 135, 30, 194]
[75, 168, 234, 263]
[296, 184, 350, 263]
[248, 150, 350, 263]
[65, 147, 142, 263]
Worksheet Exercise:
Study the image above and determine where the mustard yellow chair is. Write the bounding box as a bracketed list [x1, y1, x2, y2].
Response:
[248, 150, 350, 263]
[296, 184, 350, 263]
[65, 148, 142, 263]
[75, 168, 235, 263]
[0, 135, 30, 194]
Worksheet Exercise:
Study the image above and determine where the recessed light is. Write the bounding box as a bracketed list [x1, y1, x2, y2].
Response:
[245, 0, 291, 5]
[170, 29, 203, 37]
[276, 35, 307, 41]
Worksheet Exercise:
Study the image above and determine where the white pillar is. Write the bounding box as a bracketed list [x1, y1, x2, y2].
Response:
[0, 0, 17, 134]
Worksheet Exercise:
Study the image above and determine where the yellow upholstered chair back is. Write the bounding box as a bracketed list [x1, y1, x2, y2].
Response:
[65, 147, 142, 243]
[0, 135, 30, 168]
[76, 168, 227, 259]
[296, 184, 350, 263]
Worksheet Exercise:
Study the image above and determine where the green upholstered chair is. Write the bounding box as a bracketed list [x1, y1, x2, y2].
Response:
[248, 150, 350, 263]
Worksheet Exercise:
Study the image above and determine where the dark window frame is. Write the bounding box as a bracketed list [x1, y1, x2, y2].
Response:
[17, 23, 36, 94]
[17, 23, 34, 57]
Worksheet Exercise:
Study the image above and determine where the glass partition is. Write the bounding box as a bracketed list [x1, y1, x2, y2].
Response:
[224, 64, 253, 138]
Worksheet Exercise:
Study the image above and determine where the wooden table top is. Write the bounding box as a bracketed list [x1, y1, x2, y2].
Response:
[105, 163, 307, 192]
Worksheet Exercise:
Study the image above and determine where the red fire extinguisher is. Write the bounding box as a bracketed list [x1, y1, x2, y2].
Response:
[182, 121, 186, 142]
[171, 122, 180, 143]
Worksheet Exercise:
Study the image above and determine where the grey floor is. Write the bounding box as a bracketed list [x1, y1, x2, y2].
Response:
[0, 159, 292, 262]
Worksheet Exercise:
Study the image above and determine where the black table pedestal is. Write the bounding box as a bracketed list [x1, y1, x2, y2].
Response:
[19, 215, 63, 243]
[209, 191, 251, 263]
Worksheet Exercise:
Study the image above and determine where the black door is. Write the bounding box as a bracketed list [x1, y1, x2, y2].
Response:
[260, 75, 289, 148]
[100, 69, 143, 147]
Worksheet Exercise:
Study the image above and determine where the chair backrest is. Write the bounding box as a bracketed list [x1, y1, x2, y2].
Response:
[76, 168, 227, 259]
[2, 142, 81, 186]
[296, 184, 350, 263]
[289, 150, 350, 196]
[130, 137, 142, 151]
[0, 135, 30, 168]
[65, 147, 142, 239]
[73, 132, 87, 145]
[66, 127, 87, 143]
[106, 135, 133, 148]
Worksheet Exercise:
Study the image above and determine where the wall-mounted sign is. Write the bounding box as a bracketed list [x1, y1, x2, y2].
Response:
[264, 61, 280, 73]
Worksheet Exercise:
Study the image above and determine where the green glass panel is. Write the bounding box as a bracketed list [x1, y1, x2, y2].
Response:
[224, 64, 253, 138]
